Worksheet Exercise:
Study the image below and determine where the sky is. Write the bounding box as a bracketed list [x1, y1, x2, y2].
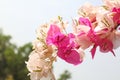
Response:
[0, 0, 120, 80]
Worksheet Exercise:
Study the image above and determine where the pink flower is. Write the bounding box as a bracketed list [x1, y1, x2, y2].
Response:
[112, 7, 120, 24]
[46, 24, 82, 65]
[75, 17, 93, 49]
[57, 42, 82, 65]
[79, 17, 92, 27]
[55, 34, 82, 65]
[53, 34, 70, 48]
[89, 30, 115, 58]
[88, 30, 115, 58]
[46, 24, 71, 48]
[90, 45, 97, 59]
[87, 30, 101, 59]
[99, 38, 115, 56]
[46, 24, 61, 45]
[57, 34, 83, 65]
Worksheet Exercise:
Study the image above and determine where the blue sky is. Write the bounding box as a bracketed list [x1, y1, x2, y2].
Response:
[0, 0, 120, 80]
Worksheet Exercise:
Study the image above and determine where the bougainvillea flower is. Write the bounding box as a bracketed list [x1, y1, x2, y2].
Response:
[75, 17, 93, 49]
[90, 45, 97, 59]
[26, 51, 55, 80]
[76, 32, 93, 49]
[87, 30, 101, 59]
[103, 0, 120, 10]
[88, 29, 115, 58]
[57, 42, 82, 65]
[52, 34, 70, 48]
[46, 24, 83, 65]
[46, 24, 61, 45]
[55, 34, 82, 65]
[77, 3, 97, 22]
[26, 0, 120, 79]
[46, 24, 74, 48]
[112, 7, 120, 24]
[78, 17, 115, 58]
[79, 17, 92, 27]
[99, 38, 115, 56]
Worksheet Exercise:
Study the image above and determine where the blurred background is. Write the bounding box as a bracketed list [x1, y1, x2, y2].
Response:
[0, 0, 120, 80]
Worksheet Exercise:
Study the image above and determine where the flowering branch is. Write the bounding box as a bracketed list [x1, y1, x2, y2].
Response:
[26, 0, 120, 80]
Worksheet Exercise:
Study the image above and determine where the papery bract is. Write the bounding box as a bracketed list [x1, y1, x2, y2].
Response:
[46, 24, 61, 45]
[99, 38, 115, 56]
[26, 51, 55, 80]
[56, 34, 82, 65]
[88, 30, 115, 58]
[87, 30, 101, 59]
[79, 17, 92, 27]
[46, 23, 82, 65]
[76, 32, 92, 49]
[78, 3, 97, 22]
[52, 33, 70, 48]
[75, 17, 93, 49]
[57, 42, 82, 65]
[90, 45, 97, 59]
[112, 7, 120, 24]
[103, 0, 120, 10]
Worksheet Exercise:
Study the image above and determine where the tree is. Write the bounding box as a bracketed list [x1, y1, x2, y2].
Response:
[58, 70, 71, 80]
[11, 43, 32, 80]
[0, 29, 13, 80]
[0, 29, 32, 80]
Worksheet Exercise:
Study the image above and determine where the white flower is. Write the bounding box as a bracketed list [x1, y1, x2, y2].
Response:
[103, 0, 120, 9]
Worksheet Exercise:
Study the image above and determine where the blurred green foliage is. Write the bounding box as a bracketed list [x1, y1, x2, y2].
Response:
[0, 29, 32, 80]
[58, 70, 71, 80]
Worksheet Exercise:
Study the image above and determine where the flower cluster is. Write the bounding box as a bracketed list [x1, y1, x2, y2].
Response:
[26, 0, 120, 80]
